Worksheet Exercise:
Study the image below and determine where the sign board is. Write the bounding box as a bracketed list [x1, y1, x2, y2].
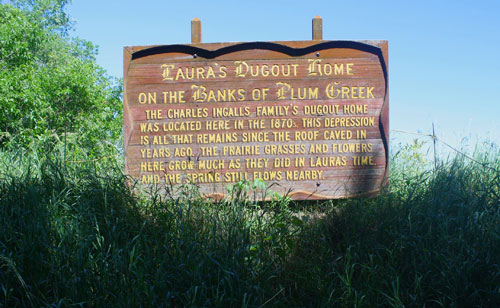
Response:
[123, 39, 389, 199]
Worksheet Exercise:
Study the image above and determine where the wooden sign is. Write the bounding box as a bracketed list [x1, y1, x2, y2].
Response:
[123, 38, 389, 200]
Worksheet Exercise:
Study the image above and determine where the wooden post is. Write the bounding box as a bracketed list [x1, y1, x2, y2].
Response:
[191, 18, 202, 44]
[432, 123, 438, 172]
[312, 16, 323, 40]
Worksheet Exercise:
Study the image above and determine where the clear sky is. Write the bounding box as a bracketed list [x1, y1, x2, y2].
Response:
[68, 0, 500, 152]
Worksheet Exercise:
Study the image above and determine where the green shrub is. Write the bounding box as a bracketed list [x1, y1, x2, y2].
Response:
[0, 0, 121, 156]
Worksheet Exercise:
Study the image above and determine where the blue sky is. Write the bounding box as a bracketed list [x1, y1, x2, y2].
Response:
[68, 0, 500, 152]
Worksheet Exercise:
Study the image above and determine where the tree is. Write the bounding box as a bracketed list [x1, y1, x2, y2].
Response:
[0, 0, 121, 155]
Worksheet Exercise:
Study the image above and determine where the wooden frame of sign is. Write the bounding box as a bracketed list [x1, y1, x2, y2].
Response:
[123, 39, 389, 200]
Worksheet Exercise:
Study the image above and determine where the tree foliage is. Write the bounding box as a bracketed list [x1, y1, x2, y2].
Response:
[0, 0, 121, 154]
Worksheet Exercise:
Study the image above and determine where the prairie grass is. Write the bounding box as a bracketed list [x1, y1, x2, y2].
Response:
[0, 142, 499, 307]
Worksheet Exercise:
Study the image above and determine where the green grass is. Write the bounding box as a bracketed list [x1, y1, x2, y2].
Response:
[0, 142, 499, 307]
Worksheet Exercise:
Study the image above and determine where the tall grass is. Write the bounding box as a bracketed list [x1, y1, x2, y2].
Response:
[0, 141, 499, 307]
[281, 141, 500, 307]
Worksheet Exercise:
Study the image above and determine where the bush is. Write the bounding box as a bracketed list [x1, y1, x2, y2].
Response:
[0, 0, 121, 156]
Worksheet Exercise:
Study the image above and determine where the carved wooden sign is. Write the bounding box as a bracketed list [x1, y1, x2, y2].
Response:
[123, 40, 389, 199]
